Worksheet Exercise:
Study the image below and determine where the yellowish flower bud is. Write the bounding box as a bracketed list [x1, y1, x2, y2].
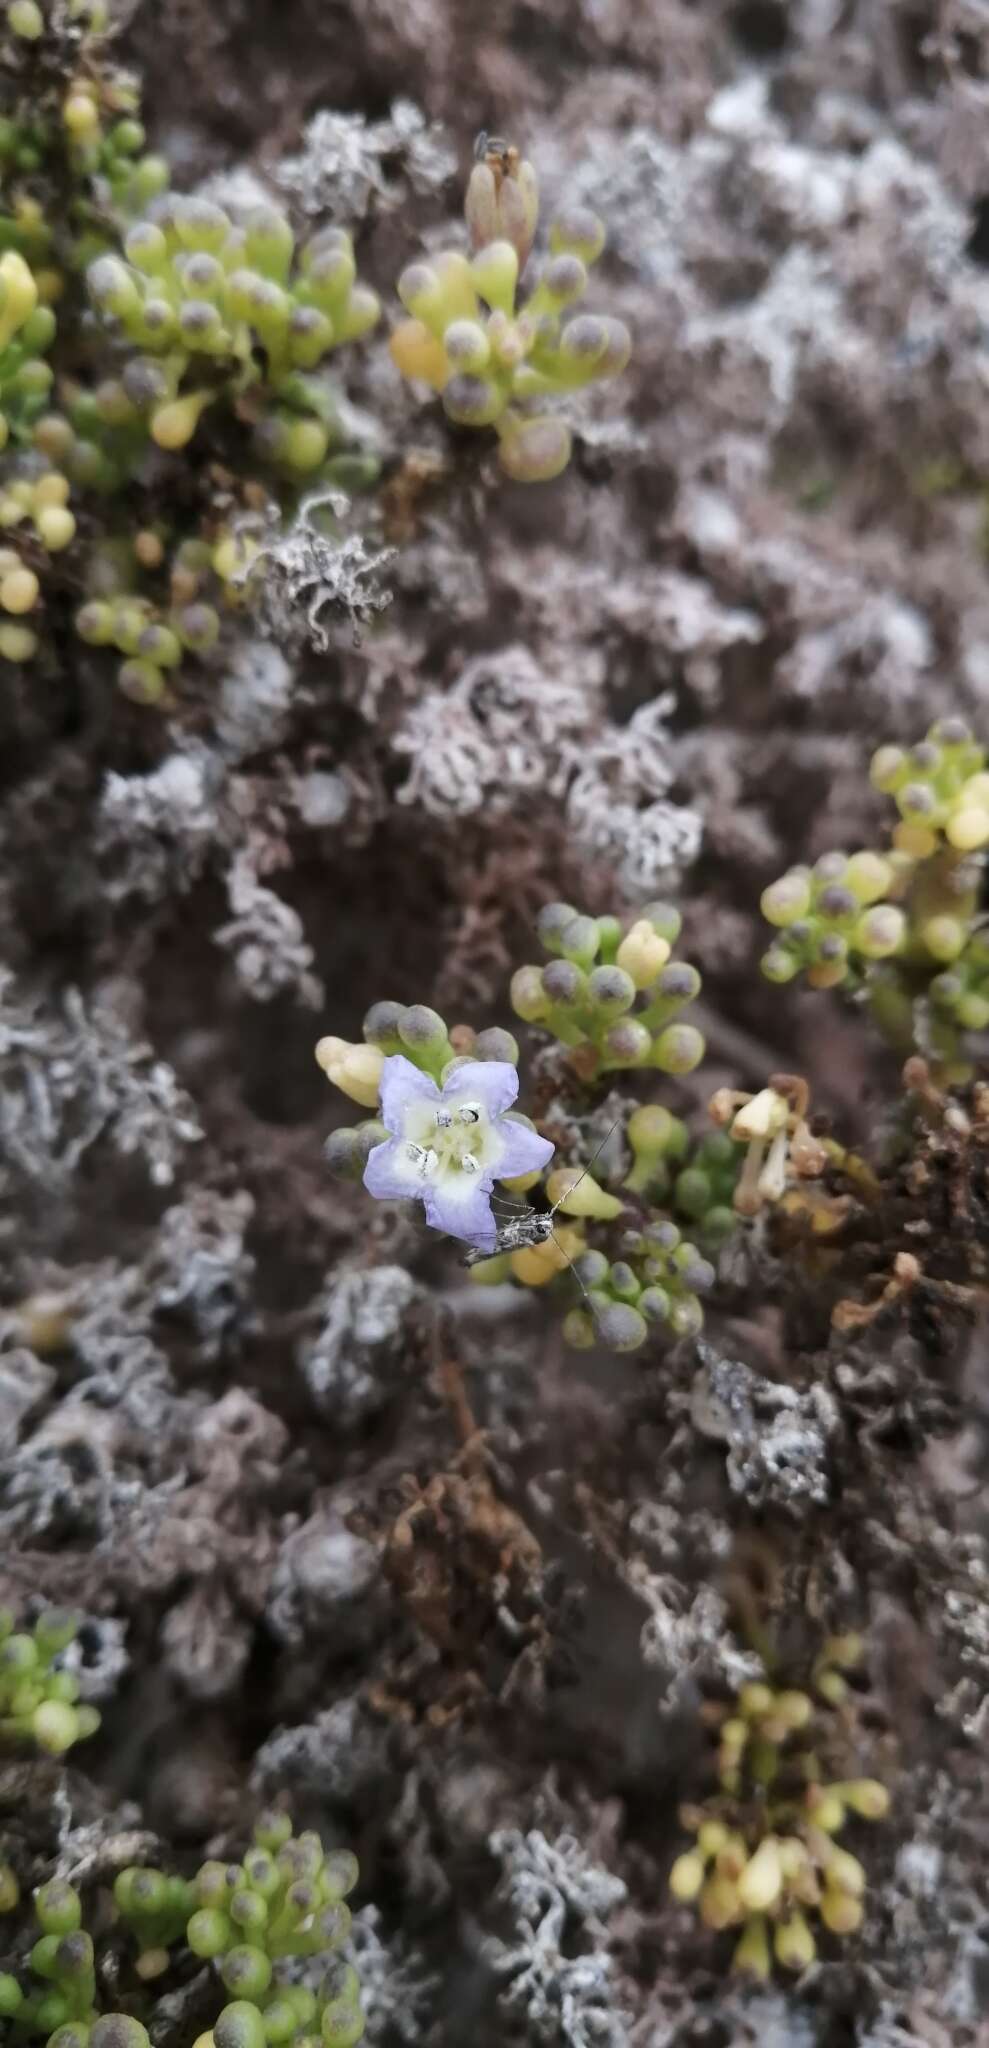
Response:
[732, 1914, 771, 1978]
[150, 391, 211, 450]
[774, 1688, 812, 1730]
[819, 1886, 863, 1935]
[837, 1779, 890, 1820]
[731, 1088, 788, 1143]
[314, 1036, 384, 1109]
[0, 566, 39, 614]
[774, 1910, 816, 1971]
[738, 1681, 774, 1719]
[36, 506, 76, 552]
[616, 919, 671, 988]
[669, 1852, 705, 1902]
[699, 1874, 742, 1930]
[807, 1789, 845, 1833]
[0, 250, 38, 351]
[945, 806, 989, 852]
[545, 1167, 623, 1220]
[697, 1821, 729, 1859]
[737, 1837, 783, 1914]
[825, 1846, 866, 1897]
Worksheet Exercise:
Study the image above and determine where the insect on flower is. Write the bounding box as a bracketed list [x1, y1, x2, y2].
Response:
[363, 1054, 554, 1252]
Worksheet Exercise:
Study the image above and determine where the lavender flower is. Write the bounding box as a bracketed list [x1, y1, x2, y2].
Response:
[363, 1055, 554, 1252]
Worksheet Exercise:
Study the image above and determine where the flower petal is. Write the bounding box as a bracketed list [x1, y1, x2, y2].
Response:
[442, 1059, 519, 1120]
[493, 1118, 555, 1183]
[423, 1173, 497, 1252]
[378, 1053, 440, 1135]
[363, 1136, 427, 1203]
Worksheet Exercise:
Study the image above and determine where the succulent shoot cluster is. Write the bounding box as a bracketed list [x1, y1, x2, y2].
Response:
[510, 903, 705, 1081]
[390, 140, 630, 481]
[669, 1640, 890, 1978]
[0, 1607, 100, 1755]
[761, 722, 989, 1078]
[319, 906, 723, 1349]
[86, 200, 379, 470]
[74, 526, 260, 705]
[0, 1818, 364, 2048]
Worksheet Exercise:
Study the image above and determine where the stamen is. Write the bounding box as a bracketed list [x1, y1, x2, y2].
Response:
[460, 1152, 481, 1174]
[456, 1102, 482, 1125]
[435, 1108, 453, 1128]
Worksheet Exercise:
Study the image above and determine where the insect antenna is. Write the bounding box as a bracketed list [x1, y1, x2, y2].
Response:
[546, 1115, 624, 1222]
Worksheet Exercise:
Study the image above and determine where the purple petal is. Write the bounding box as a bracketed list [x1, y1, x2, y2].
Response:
[441, 1059, 519, 1120]
[494, 1119, 555, 1183]
[364, 1136, 427, 1203]
[378, 1053, 440, 1135]
[423, 1175, 497, 1252]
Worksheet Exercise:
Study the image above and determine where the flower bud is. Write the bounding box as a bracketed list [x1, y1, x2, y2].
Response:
[315, 1037, 384, 1108]
[733, 1914, 771, 1978]
[737, 1838, 782, 1913]
[761, 872, 812, 927]
[669, 1851, 704, 1901]
[510, 966, 550, 1022]
[653, 1024, 704, 1075]
[220, 1948, 272, 2000]
[591, 1301, 648, 1351]
[549, 208, 605, 263]
[616, 919, 671, 987]
[602, 1019, 652, 1066]
[498, 416, 572, 483]
[855, 905, 905, 959]
[213, 2005, 266, 2048]
[546, 1167, 622, 1220]
[443, 374, 502, 427]
[774, 1910, 816, 1971]
[836, 1778, 890, 1820]
[470, 239, 519, 313]
[586, 966, 635, 1019]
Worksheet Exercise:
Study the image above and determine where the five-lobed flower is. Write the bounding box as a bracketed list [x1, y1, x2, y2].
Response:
[363, 1054, 554, 1251]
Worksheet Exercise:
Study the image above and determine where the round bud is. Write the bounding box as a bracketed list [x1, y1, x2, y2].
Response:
[816, 884, 857, 920]
[118, 658, 165, 705]
[638, 1284, 671, 1323]
[0, 1980, 25, 2017]
[32, 1701, 80, 1753]
[90, 2021, 151, 2048]
[35, 1881, 82, 1935]
[843, 851, 893, 904]
[923, 915, 965, 962]
[762, 946, 800, 984]
[602, 1018, 652, 1065]
[220, 1947, 272, 2000]
[498, 416, 571, 483]
[54, 1931, 93, 1979]
[761, 873, 812, 927]
[543, 253, 587, 304]
[0, 566, 39, 614]
[573, 1250, 610, 1288]
[536, 902, 579, 952]
[176, 604, 220, 653]
[541, 959, 585, 1006]
[214, 2007, 266, 2048]
[397, 1005, 448, 1054]
[653, 1024, 704, 1075]
[442, 374, 502, 427]
[855, 905, 905, 959]
[472, 1027, 519, 1064]
[187, 1909, 232, 1958]
[548, 209, 606, 263]
[592, 1302, 648, 1352]
[443, 319, 490, 372]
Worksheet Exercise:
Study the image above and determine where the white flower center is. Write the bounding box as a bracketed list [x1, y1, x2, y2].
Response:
[403, 1098, 494, 1181]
